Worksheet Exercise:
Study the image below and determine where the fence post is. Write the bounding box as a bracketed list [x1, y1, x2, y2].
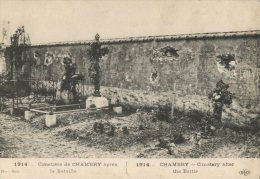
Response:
[36, 81, 39, 98]
[82, 79, 85, 98]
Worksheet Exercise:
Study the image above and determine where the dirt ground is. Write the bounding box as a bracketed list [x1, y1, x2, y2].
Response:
[0, 108, 259, 158]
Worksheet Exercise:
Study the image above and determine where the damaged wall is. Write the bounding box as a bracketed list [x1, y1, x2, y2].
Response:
[4, 31, 260, 107]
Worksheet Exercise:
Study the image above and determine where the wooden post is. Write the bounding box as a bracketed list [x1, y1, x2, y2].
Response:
[0, 97, 2, 111]
[208, 98, 211, 114]
[159, 121, 163, 137]
[170, 94, 174, 119]
[82, 80, 85, 98]
[170, 83, 176, 120]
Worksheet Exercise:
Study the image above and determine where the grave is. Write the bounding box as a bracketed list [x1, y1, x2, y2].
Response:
[85, 34, 110, 110]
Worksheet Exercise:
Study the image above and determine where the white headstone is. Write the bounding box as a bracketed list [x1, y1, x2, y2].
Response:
[24, 111, 33, 120]
[45, 114, 57, 127]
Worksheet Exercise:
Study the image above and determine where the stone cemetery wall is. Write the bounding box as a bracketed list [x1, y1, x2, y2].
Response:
[4, 31, 260, 107]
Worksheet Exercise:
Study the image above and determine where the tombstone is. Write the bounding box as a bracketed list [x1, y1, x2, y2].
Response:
[45, 114, 56, 127]
[9, 107, 14, 115]
[24, 110, 33, 120]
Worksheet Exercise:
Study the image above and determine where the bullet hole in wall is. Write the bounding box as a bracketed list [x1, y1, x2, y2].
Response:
[44, 52, 54, 66]
[125, 73, 132, 82]
[152, 46, 179, 63]
[33, 51, 40, 59]
[216, 54, 236, 71]
[32, 51, 41, 66]
[161, 46, 179, 57]
[150, 71, 159, 83]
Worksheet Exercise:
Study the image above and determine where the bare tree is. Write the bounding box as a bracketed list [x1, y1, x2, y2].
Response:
[1, 21, 10, 44]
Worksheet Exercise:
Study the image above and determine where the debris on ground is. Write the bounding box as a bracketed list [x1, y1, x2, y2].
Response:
[122, 126, 129, 135]
[108, 125, 116, 137]
[0, 98, 259, 158]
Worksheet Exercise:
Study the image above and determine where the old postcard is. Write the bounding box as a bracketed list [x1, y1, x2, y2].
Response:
[0, 0, 259, 178]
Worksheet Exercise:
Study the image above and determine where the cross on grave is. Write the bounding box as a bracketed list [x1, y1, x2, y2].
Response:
[85, 34, 109, 110]
[10, 26, 31, 79]
[88, 33, 109, 97]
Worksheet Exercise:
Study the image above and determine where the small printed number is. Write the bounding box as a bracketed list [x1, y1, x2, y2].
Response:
[136, 163, 149, 167]
[14, 162, 28, 166]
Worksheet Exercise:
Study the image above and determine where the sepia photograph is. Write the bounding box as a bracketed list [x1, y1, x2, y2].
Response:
[0, 0, 259, 161]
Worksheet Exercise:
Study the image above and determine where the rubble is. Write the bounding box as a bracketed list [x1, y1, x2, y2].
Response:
[136, 153, 146, 158]
[139, 124, 144, 130]
[157, 138, 169, 148]
[167, 143, 177, 155]
[122, 126, 129, 135]
[170, 133, 185, 144]
[83, 86, 259, 129]
[108, 125, 116, 137]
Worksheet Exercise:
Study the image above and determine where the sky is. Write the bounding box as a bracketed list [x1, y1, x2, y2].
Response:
[1, 0, 260, 44]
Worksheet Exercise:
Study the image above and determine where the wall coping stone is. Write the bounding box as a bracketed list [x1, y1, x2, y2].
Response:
[13, 30, 260, 48]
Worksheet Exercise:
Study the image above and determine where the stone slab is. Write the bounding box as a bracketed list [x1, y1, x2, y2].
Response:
[9, 108, 14, 115]
[113, 106, 122, 114]
[86, 96, 109, 109]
